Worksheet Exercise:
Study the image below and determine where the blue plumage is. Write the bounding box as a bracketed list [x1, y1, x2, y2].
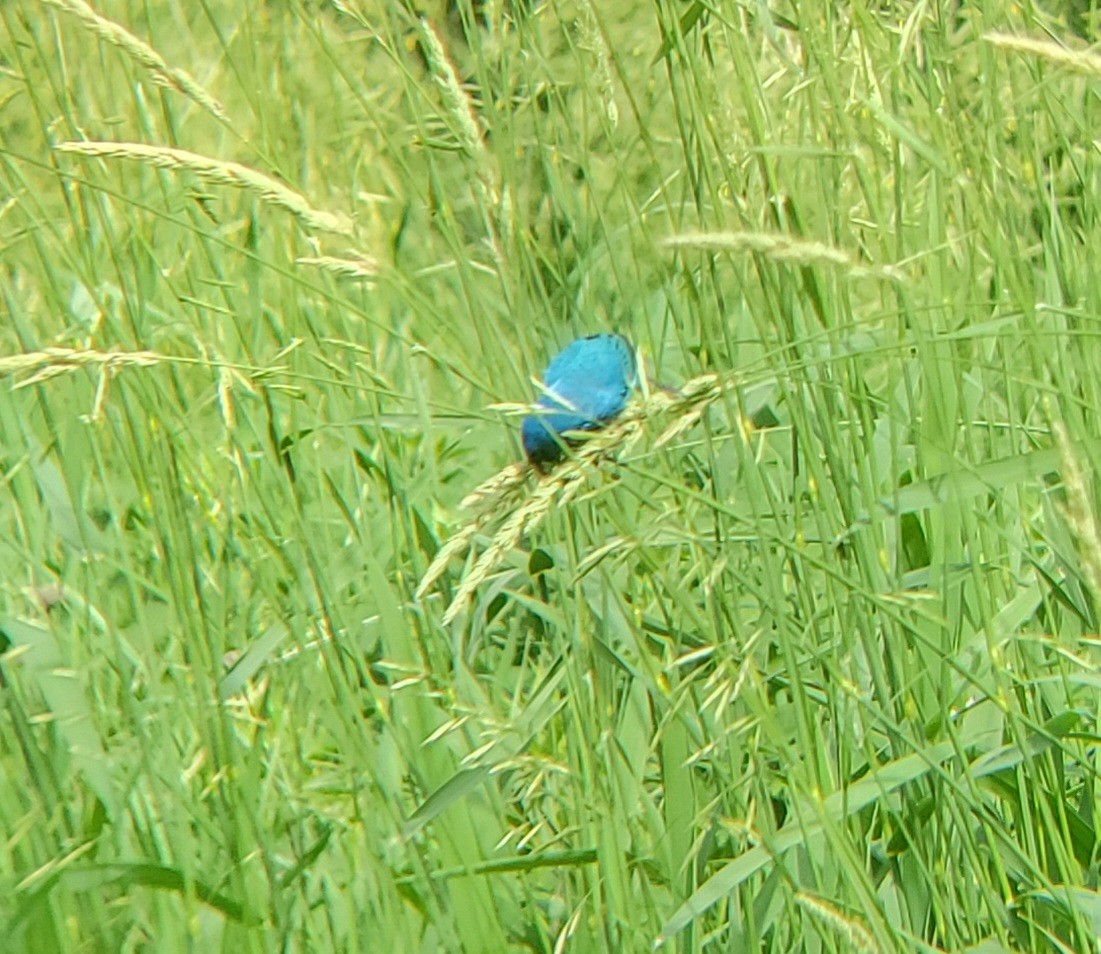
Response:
[521, 334, 638, 465]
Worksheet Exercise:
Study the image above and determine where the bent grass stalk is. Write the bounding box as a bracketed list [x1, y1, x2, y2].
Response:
[55, 142, 353, 235]
[42, 0, 229, 122]
[0, 347, 161, 387]
[662, 231, 906, 281]
[984, 31, 1101, 78]
[296, 254, 379, 280]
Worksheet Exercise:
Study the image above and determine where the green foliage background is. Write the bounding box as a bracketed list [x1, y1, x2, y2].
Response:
[3, 1, 1101, 951]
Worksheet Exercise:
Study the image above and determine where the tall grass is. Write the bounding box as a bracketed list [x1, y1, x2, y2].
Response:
[2, 1, 1101, 951]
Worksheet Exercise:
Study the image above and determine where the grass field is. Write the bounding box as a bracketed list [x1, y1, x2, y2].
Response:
[3, 1, 1101, 951]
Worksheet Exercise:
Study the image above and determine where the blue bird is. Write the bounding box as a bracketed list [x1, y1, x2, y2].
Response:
[521, 334, 638, 465]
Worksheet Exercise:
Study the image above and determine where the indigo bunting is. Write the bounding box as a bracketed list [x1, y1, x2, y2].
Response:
[521, 334, 638, 465]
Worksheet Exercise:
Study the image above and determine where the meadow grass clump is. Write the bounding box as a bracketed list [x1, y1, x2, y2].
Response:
[2, 1, 1101, 952]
